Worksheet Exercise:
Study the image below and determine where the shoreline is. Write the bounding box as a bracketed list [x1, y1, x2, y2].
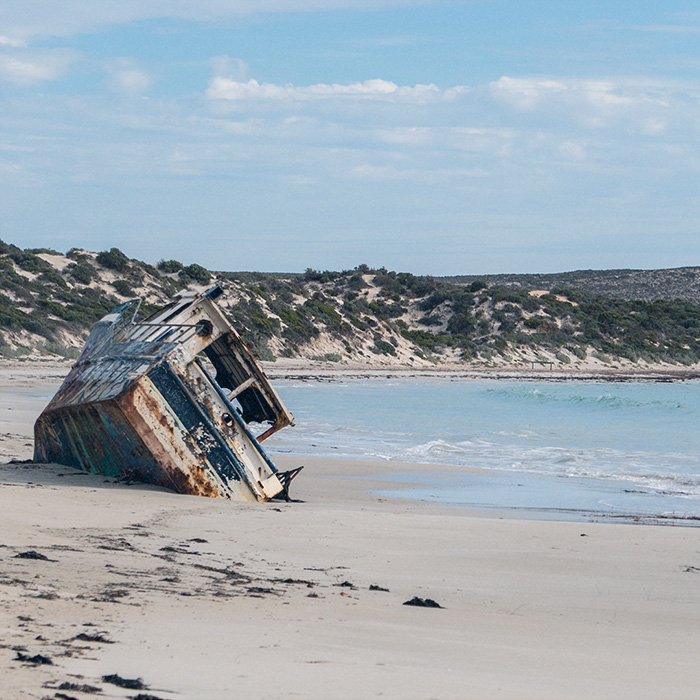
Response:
[266, 360, 700, 383]
[2, 356, 700, 383]
[2, 359, 698, 519]
[277, 456, 700, 527]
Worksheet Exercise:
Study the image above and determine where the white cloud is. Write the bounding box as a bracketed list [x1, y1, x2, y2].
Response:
[113, 69, 152, 94]
[374, 126, 433, 145]
[207, 77, 443, 102]
[3, 68, 700, 274]
[490, 76, 568, 109]
[490, 75, 693, 112]
[630, 24, 700, 34]
[349, 163, 486, 181]
[349, 164, 420, 180]
[203, 73, 695, 147]
[641, 118, 667, 135]
[0, 35, 25, 47]
[0, 49, 76, 85]
[557, 140, 587, 161]
[488, 75, 691, 135]
[0, 156, 22, 174]
[210, 55, 249, 80]
[282, 174, 317, 185]
[104, 59, 153, 95]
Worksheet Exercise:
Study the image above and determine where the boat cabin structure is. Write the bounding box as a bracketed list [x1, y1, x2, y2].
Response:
[34, 286, 299, 501]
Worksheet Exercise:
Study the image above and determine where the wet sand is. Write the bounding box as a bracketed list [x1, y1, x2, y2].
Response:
[2, 360, 700, 699]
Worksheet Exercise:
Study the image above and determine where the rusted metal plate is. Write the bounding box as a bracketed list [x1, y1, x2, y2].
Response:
[34, 286, 298, 501]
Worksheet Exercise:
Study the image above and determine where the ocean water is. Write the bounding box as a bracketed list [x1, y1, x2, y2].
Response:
[262, 378, 700, 522]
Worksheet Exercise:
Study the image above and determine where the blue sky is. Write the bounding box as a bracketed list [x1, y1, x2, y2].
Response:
[1, 1, 699, 275]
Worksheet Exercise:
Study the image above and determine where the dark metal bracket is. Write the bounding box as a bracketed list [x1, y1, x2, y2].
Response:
[273, 466, 304, 502]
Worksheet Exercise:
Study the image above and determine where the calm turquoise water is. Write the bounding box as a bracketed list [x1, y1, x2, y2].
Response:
[263, 378, 700, 521]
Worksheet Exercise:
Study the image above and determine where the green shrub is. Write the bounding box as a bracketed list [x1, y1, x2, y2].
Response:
[112, 279, 135, 297]
[304, 268, 340, 283]
[10, 251, 52, 274]
[304, 297, 344, 330]
[447, 312, 475, 335]
[180, 263, 211, 286]
[0, 344, 31, 358]
[247, 336, 276, 362]
[418, 314, 443, 327]
[277, 306, 319, 345]
[40, 342, 81, 359]
[401, 329, 448, 352]
[249, 310, 280, 335]
[158, 259, 184, 273]
[311, 353, 342, 362]
[96, 247, 130, 272]
[420, 290, 452, 312]
[66, 260, 98, 285]
[37, 269, 68, 288]
[371, 339, 397, 356]
[345, 274, 368, 290]
[27, 247, 62, 256]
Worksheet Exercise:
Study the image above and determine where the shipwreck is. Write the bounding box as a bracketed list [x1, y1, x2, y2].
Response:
[34, 286, 300, 501]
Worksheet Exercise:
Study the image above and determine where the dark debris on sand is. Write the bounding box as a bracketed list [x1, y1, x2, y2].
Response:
[276, 577, 315, 587]
[403, 596, 443, 608]
[74, 632, 114, 643]
[14, 550, 54, 561]
[334, 580, 357, 590]
[56, 681, 104, 693]
[15, 650, 53, 664]
[102, 674, 148, 690]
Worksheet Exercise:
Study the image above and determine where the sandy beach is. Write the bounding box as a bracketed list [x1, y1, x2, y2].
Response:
[2, 359, 700, 699]
[262, 358, 700, 383]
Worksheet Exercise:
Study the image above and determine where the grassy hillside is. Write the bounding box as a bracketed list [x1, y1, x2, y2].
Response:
[2, 241, 700, 368]
[444, 267, 700, 305]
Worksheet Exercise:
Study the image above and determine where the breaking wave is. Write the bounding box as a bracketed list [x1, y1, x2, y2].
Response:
[484, 386, 685, 412]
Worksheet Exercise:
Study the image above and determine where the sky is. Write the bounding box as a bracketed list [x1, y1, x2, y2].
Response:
[1, 1, 699, 275]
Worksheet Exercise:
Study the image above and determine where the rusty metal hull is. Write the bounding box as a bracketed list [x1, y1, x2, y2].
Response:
[34, 287, 296, 501]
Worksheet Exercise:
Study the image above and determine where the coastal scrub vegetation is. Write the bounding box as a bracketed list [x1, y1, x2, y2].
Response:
[1, 239, 700, 367]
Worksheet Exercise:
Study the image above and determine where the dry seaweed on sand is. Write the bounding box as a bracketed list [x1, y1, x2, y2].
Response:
[74, 632, 114, 643]
[54, 682, 103, 693]
[101, 674, 148, 690]
[14, 550, 54, 561]
[403, 596, 443, 608]
[15, 651, 53, 665]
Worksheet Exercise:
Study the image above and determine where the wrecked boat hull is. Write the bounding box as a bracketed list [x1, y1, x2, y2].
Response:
[34, 286, 298, 501]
